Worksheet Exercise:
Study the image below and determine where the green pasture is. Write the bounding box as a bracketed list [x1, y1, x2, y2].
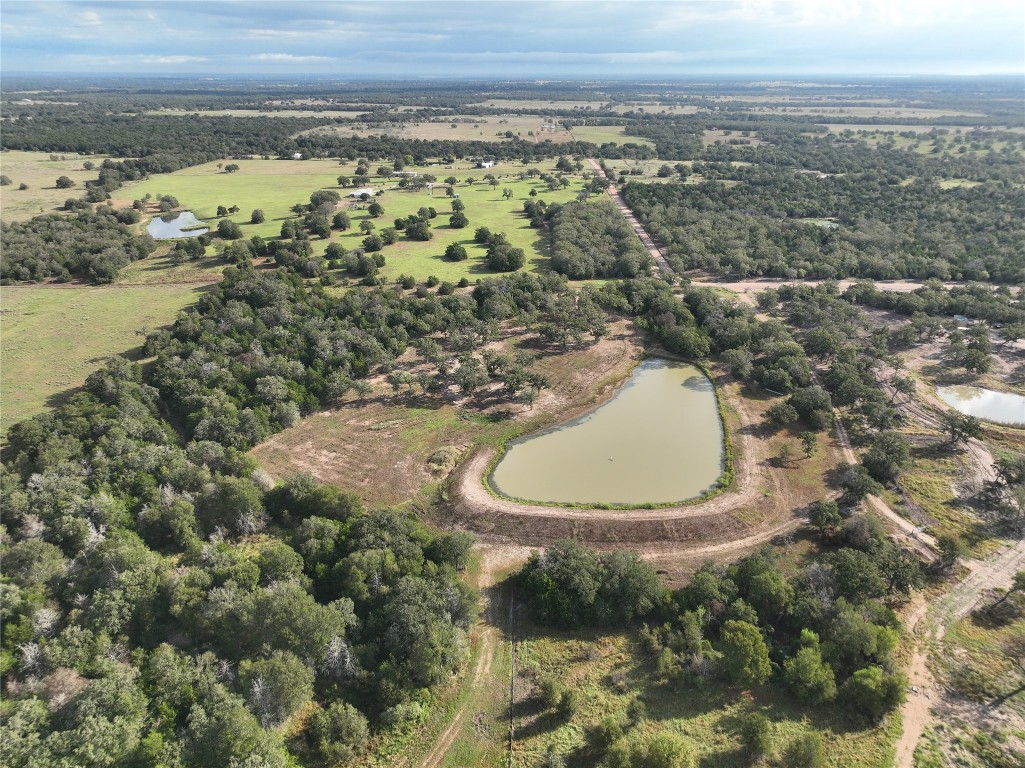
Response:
[1, 284, 207, 435]
[121, 158, 590, 284]
[328, 176, 586, 283]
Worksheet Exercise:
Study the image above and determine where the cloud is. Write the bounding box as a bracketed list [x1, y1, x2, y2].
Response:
[141, 55, 208, 65]
[252, 53, 335, 63]
[79, 9, 102, 27]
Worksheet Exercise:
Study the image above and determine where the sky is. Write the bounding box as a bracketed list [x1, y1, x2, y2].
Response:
[1, 0, 1023, 78]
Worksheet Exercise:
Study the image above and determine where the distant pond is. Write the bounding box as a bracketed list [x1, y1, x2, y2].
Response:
[146, 211, 209, 239]
[489, 359, 725, 506]
[937, 386, 1025, 427]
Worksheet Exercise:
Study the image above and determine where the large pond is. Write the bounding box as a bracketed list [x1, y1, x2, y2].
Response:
[937, 386, 1025, 427]
[146, 211, 209, 239]
[489, 359, 725, 505]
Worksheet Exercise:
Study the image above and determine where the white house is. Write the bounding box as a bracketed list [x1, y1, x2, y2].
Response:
[348, 187, 376, 198]
[291, 152, 303, 160]
[478, 160, 496, 169]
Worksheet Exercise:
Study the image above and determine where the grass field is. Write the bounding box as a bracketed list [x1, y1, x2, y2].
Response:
[470, 99, 609, 111]
[0, 150, 111, 222]
[439, 619, 899, 768]
[119, 157, 588, 284]
[1, 284, 207, 434]
[300, 115, 575, 143]
[568, 125, 655, 147]
[607, 104, 706, 115]
[749, 106, 985, 118]
[333, 175, 585, 283]
[703, 129, 768, 147]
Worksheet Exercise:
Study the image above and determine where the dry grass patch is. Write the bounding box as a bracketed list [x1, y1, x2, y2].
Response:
[0, 150, 113, 222]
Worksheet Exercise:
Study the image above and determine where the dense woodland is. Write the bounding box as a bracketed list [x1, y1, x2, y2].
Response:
[3, 77, 1024, 767]
[547, 200, 652, 280]
[1, 210, 155, 283]
[622, 154, 1025, 282]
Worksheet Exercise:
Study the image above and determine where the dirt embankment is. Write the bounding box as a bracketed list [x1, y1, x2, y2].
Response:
[445, 369, 820, 555]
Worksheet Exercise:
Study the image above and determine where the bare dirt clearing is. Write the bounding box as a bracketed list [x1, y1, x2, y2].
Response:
[252, 320, 643, 509]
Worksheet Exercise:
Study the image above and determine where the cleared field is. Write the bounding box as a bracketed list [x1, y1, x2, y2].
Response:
[0, 150, 111, 222]
[119, 158, 356, 243]
[489, 629, 900, 768]
[820, 124, 976, 134]
[335, 175, 585, 283]
[749, 106, 985, 118]
[470, 99, 608, 111]
[1, 284, 207, 434]
[600, 158, 744, 186]
[569, 125, 655, 147]
[608, 103, 706, 115]
[300, 115, 575, 143]
[702, 128, 767, 147]
[145, 108, 368, 118]
[116, 249, 228, 285]
[252, 319, 641, 508]
[707, 94, 903, 104]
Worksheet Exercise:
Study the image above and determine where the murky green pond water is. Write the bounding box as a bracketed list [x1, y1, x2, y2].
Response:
[147, 211, 209, 239]
[489, 359, 725, 505]
[937, 386, 1025, 426]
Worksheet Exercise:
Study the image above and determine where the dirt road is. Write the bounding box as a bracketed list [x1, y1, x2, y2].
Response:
[417, 546, 529, 768]
[894, 538, 1025, 768]
[588, 159, 675, 276]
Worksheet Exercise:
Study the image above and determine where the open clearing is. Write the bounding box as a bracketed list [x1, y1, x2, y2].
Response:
[1, 284, 207, 434]
[607, 103, 706, 115]
[703, 129, 767, 147]
[299, 115, 575, 143]
[252, 319, 643, 509]
[750, 105, 985, 118]
[470, 99, 609, 111]
[402, 543, 901, 768]
[568, 125, 655, 146]
[0, 150, 112, 222]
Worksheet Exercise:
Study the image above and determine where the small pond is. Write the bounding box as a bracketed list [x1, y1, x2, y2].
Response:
[937, 386, 1025, 427]
[146, 211, 209, 239]
[489, 359, 725, 505]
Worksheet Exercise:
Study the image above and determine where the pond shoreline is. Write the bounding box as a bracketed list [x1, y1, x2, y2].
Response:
[486, 358, 727, 507]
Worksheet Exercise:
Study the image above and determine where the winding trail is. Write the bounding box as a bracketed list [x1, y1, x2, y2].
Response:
[894, 538, 1025, 768]
[417, 546, 531, 768]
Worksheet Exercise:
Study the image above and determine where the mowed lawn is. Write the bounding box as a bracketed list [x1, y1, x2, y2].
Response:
[1, 284, 207, 435]
[120, 158, 590, 284]
[0, 150, 112, 222]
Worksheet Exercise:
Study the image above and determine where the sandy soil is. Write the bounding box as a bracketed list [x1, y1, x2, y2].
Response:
[895, 539, 1025, 768]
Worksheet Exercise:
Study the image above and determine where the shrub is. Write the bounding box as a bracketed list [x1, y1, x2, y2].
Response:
[445, 243, 468, 261]
[738, 711, 772, 759]
[782, 732, 824, 768]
